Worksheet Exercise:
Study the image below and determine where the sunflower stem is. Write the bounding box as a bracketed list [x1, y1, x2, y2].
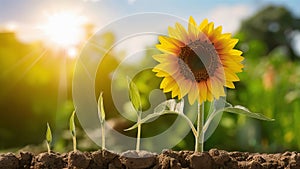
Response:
[136, 111, 142, 152]
[195, 102, 205, 152]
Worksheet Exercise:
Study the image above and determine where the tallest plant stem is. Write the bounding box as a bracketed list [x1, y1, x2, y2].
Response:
[195, 102, 205, 152]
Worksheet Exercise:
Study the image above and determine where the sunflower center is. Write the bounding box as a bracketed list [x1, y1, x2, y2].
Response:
[178, 39, 219, 82]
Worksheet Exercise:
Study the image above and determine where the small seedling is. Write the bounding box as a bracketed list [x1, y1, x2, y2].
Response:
[46, 122, 52, 154]
[126, 77, 143, 152]
[98, 92, 106, 150]
[69, 110, 77, 152]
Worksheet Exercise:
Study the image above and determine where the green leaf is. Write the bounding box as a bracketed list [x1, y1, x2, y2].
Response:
[98, 92, 105, 122]
[204, 100, 274, 133]
[46, 123, 52, 144]
[223, 105, 274, 121]
[124, 99, 197, 137]
[154, 99, 184, 114]
[69, 111, 76, 137]
[127, 77, 142, 112]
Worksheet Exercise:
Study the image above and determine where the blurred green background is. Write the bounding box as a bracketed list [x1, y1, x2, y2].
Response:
[1, 4, 300, 153]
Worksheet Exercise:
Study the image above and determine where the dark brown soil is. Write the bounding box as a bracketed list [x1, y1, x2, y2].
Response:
[0, 149, 300, 169]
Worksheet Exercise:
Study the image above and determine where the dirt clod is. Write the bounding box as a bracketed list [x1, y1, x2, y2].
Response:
[18, 151, 33, 169]
[189, 152, 213, 169]
[31, 152, 65, 169]
[68, 151, 91, 169]
[120, 151, 156, 169]
[1, 149, 300, 169]
[0, 153, 19, 169]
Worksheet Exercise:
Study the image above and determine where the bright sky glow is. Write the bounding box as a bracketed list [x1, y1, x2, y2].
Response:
[39, 11, 86, 48]
[4, 22, 18, 31]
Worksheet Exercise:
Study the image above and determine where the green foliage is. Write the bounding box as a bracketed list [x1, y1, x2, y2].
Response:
[238, 5, 300, 60]
[127, 77, 142, 113]
[46, 123, 52, 144]
[97, 92, 105, 123]
[69, 111, 76, 137]
[221, 106, 274, 121]
[46, 123, 52, 153]
[69, 111, 77, 152]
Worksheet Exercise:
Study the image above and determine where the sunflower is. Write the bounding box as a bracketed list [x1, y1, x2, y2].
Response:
[153, 16, 244, 104]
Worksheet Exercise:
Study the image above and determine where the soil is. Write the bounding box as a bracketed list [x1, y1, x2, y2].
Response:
[0, 149, 300, 169]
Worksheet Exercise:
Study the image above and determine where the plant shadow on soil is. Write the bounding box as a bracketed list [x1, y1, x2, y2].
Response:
[0, 149, 300, 169]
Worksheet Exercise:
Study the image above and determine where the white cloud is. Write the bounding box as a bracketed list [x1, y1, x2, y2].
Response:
[208, 4, 254, 33]
[82, 0, 100, 2]
[128, 0, 136, 5]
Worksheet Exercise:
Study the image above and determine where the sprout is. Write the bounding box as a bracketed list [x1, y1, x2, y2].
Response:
[97, 92, 106, 150]
[127, 77, 142, 152]
[69, 110, 77, 152]
[46, 122, 52, 154]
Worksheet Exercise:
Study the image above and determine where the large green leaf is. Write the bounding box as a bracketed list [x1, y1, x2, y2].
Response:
[127, 77, 142, 112]
[125, 99, 197, 136]
[46, 123, 52, 144]
[223, 105, 274, 121]
[203, 100, 274, 134]
[69, 111, 76, 137]
[154, 99, 184, 114]
[97, 92, 106, 122]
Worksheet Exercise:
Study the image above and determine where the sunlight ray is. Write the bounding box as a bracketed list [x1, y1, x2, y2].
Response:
[1, 48, 44, 78]
[1, 49, 48, 97]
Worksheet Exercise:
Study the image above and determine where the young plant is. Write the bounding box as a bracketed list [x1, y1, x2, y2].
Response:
[127, 16, 274, 152]
[69, 110, 77, 152]
[97, 92, 106, 150]
[46, 122, 52, 154]
[126, 77, 143, 152]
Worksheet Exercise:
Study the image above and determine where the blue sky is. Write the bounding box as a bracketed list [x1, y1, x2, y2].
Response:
[0, 0, 299, 42]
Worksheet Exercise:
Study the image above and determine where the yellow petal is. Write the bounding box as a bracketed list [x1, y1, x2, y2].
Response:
[188, 82, 199, 104]
[160, 76, 172, 89]
[219, 53, 244, 63]
[219, 33, 232, 39]
[224, 67, 240, 81]
[214, 69, 226, 84]
[178, 79, 192, 98]
[175, 23, 189, 43]
[153, 54, 178, 63]
[198, 19, 208, 31]
[198, 81, 207, 104]
[188, 16, 199, 41]
[171, 83, 181, 98]
[219, 49, 243, 56]
[168, 26, 179, 39]
[209, 26, 222, 40]
[215, 38, 239, 50]
[159, 36, 184, 48]
[156, 44, 180, 55]
[154, 70, 169, 77]
[206, 79, 214, 100]
[202, 22, 214, 36]
[211, 77, 225, 99]
[221, 59, 244, 72]
[225, 81, 235, 89]
[153, 63, 178, 76]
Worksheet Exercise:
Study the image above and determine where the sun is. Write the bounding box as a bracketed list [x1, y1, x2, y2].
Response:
[39, 11, 86, 48]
